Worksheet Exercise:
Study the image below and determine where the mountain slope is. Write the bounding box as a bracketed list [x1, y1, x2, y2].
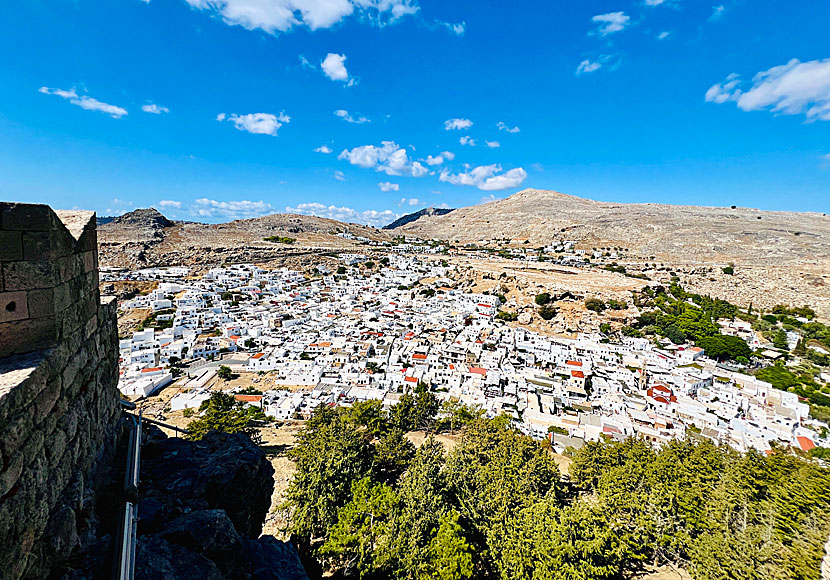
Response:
[395, 188, 830, 316]
[396, 188, 829, 265]
[97, 209, 391, 268]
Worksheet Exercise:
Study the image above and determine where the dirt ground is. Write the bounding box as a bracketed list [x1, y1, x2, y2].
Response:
[635, 566, 692, 580]
[406, 429, 462, 451]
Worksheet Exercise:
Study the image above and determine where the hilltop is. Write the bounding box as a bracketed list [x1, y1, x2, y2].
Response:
[97, 209, 391, 268]
[383, 207, 454, 230]
[394, 188, 830, 316]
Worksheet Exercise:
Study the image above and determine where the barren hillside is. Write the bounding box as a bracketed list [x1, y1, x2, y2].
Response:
[396, 189, 830, 316]
[98, 208, 391, 269]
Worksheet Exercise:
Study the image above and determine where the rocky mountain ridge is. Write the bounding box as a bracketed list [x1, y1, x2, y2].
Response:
[97, 209, 391, 269]
[382, 207, 454, 230]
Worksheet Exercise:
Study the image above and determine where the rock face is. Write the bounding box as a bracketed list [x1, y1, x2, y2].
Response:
[105, 208, 175, 230]
[135, 429, 308, 580]
[383, 207, 454, 230]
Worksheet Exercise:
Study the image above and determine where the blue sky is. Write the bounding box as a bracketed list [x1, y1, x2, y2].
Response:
[1, 0, 828, 225]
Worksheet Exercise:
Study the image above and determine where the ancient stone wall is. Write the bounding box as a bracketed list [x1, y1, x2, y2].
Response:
[0, 203, 120, 580]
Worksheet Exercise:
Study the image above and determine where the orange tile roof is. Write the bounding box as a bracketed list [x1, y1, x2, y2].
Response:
[797, 436, 816, 452]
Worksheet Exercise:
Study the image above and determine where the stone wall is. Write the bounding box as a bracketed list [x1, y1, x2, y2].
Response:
[0, 203, 120, 580]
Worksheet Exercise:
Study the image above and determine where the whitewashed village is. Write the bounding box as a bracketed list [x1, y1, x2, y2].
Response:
[110, 254, 827, 457]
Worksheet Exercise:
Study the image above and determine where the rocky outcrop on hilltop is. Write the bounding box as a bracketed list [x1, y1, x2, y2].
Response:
[383, 207, 454, 230]
[105, 208, 175, 230]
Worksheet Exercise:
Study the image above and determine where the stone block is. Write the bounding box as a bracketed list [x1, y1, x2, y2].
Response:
[21, 231, 57, 262]
[0, 452, 23, 498]
[33, 379, 61, 423]
[0, 291, 28, 323]
[0, 318, 57, 357]
[82, 251, 95, 273]
[0, 203, 54, 231]
[1, 261, 57, 291]
[0, 230, 23, 261]
[46, 430, 68, 469]
[0, 410, 34, 458]
[26, 288, 54, 319]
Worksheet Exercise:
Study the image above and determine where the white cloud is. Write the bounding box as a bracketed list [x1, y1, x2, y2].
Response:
[285, 202, 398, 227]
[379, 181, 400, 192]
[485, 140, 500, 148]
[576, 59, 602, 76]
[321, 53, 353, 83]
[441, 150, 455, 160]
[459, 135, 476, 146]
[709, 5, 725, 20]
[183, 0, 419, 34]
[439, 164, 527, 191]
[576, 54, 622, 76]
[315, 145, 333, 153]
[338, 141, 429, 177]
[157, 200, 182, 209]
[437, 20, 465, 35]
[497, 121, 520, 133]
[218, 111, 290, 135]
[334, 170, 346, 181]
[591, 12, 630, 36]
[410, 161, 428, 177]
[704, 73, 741, 104]
[425, 155, 444, 166]
[399, 197, 420, 206]
[142, 103, 169, 114]
[657, 31, 670, 40]
[334, 109, 370, 123]
[104, 198, 136, 215]
[479, 194, 499, 204]
[705, 60, 830, 121]
[38, 87, 127, 118]
[190, 198, 274, 220]
[444, 118, 473, 130]
[644, 0, 666, 5]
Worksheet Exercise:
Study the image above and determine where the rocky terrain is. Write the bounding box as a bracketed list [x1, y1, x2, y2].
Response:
[97, 208, 391, 269]
[382, 207, 453, 230]
[396, 189, 830, 317]
[64, 426, 308, 580]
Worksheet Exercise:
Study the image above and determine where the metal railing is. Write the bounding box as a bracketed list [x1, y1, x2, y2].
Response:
[115, 406, 142, 580]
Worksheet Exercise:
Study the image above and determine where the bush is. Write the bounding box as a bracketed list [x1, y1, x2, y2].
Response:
[697, 334, 751, 361]
[264, 236, 296, 244]
[539, 304, 558, 320]
[185, 392, 265, 443]
[535, 293, 551, 306]
[585, 298, 606, 312]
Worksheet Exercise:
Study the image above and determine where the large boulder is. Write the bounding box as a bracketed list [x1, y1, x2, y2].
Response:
[133, 429, 308, 580]
[138, 430, 274, 538]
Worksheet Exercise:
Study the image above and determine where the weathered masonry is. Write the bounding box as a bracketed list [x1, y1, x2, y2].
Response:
[0, 203, 120, 580]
